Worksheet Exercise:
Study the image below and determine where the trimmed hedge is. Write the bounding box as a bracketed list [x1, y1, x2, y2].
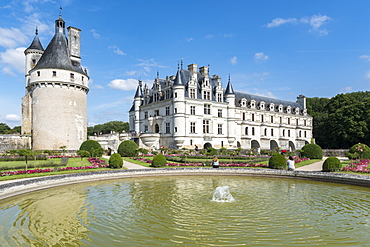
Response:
[152, 154, 167, 167]
[268, 153, 287, 170]
[346, 143, 370, 160]
[118, 140, 138, 157]
[79, 140, 102, 154]
[322, 157, 342, 172]
[109, 153, 123, 169]
[302, 144, 322, 159]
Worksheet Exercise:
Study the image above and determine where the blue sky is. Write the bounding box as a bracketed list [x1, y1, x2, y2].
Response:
[1, 0, 370, 128]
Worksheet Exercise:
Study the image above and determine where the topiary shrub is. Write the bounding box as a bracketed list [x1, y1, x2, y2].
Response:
[79, 140, 102, 156]
[346, 143, 370, 160]
[207, 147, 218, 156]
[322, 157, 342, 172]
[117, 140, 138, 157]
[268, 153, 287, 170]
[301, 143, 322, 159]
[151, 154, 167, 167]
[109, 153, 123, 168]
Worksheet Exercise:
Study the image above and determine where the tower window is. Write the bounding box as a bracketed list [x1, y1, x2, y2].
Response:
[37, 71, 40, 77]
[70, 73, 74, 79]
[52, 71, 57, 77]
[32, 59, 36, 67]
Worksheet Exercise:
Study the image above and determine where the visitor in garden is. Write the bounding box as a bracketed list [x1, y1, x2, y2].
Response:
[195, 145, 199, 152]
[287, 156, 295, 171]
[212, 156, 219, 168]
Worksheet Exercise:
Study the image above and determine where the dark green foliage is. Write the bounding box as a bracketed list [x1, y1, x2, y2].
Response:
[268, 153, 287, 170]
[77, 150, 90, 160]
[0, 123, 21, 134]
[206, 147, 218, 156]
[79, 140, 102, 154]
[118, 140, 138, 157]
[151, 154, 167, 167]
[137, 148, 149, 155]
[91, 147, 104, 158]
[346, 143, 370, 160]
[109, 153, 123, 168]
[322, 157, 342, 172]
[302, 143, 322, 159]
[87, 121, 130, 136]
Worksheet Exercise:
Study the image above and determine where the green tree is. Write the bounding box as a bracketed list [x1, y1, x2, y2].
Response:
[79, 140, 102, 157]
[0, 123, 11, 134]
[118, 140, 138, 157]
[87, 121, 130, 136]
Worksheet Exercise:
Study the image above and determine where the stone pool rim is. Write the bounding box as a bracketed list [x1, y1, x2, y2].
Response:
[1, 168, 370, 200]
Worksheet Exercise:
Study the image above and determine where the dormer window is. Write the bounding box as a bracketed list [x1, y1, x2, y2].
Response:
[269, 103, 275, 111]
[286, 106, 291, 114]
[260, 102, 265, 110]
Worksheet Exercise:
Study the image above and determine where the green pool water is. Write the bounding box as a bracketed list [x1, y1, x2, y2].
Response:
[1, 175, 370, 246]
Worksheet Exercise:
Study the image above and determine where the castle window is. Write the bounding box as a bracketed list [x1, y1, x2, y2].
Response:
[280, 117, 282, 124]
[154, 110, 159, 116]
[190, 106, 196, 115]
[283, 129, 285, 137]
[288, 130, 291, 137]
[190, 88, 196, 99]
[252, 127, 255, 135]
[304, 120, 307, 126]
[144, 125, 148, 132]
[190, 139, 193, 145]
[252, 114, 255, 121]
[37, 71, 40, 77]
[288, 118, 291, 125]
[261, 115, 264, 122]
[203, 120, 210, 133]
[190, 122, 196, 133]
[175, 127, 177, 132]
[155, 124, 160, 133]
[144, 111, 148, 119]
[242, 112, 245, 120]
[245, 127, 248, 135]
[218, 109, 222, 117]
[174, 108, 177, 113]
[165, 123, 170, 133]
[264, 128, 267, 136]
[271, 116, 274, 123]
[203, 91, 210, 100]
[271, 129, 274, 136]
[204, 104, 211, 114]
[217, 93, 222, 102]
[296, 119, 299, 125]
[165, 107, 170, 116]
[52, 71, 56, 76]
[304, 131, 307, 138]
[70, 73, 74, 79]
[174, 92, 177, 98]
[32, 59, 36, 67]
[218, 124, 223, 134]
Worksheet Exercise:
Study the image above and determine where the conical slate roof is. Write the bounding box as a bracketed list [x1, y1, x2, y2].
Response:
[173, 69, 184, 85]
[26, 34, 44, 51]
[225, 80, 235, 95]
[134, 85, 142, 97]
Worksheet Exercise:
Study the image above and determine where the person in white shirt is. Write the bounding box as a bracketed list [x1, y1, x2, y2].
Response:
[287, 156, 295, 171]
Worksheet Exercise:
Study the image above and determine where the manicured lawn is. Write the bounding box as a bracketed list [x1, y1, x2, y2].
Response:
[0, 157, 93, 170]
[295, 159, 322, 168]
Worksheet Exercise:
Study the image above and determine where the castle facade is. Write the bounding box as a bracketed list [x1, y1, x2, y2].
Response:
[22, 13, 89, 151]
[129, 63, 312, 150]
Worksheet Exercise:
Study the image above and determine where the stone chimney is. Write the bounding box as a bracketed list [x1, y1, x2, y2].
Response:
[188, 63, 197, 74]
[199, 66, 209, 77]
[296, 95, 306, 109]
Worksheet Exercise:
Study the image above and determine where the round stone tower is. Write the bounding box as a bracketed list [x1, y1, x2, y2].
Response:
[22, 13, 89, 151]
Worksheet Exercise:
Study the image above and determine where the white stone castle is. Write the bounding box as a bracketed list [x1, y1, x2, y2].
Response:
[22, 13, 89, 151]
[129, 63, 313, 150]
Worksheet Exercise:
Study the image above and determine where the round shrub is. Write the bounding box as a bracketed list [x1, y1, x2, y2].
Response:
[268, 153, 287, 170]
[109, 153, 123, 169]
[302, 143, 322, 159]
[207, 147, 218, 156]
[346, 143, 370, 160]
[117, 140, 138, 157]
[79, 140, 102, 156]
[322, 157, 342, 172]
[151, 154, 167, 167]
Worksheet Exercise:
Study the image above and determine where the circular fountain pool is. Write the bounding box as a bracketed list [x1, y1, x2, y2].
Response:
[1, 175, 370, 246]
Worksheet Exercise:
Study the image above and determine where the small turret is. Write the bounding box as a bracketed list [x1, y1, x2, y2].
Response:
[225, 75, 235, 95]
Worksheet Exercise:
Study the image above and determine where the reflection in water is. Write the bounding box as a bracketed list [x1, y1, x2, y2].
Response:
[0, 176, 370, 246]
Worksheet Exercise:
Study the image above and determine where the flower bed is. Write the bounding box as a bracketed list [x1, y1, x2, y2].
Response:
[0, 158, 108, 177]
[342, 159, 370, 173]
[48, 155, 81, 159]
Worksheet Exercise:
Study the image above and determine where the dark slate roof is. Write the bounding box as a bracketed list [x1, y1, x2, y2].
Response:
[235, 91, 301, 108]
[32, 32, 85, 74]
[173, 70, 185, 85]
[26, 35, 44, 51]
[225, 80, 235, 95]
[134, 85, 142, 97]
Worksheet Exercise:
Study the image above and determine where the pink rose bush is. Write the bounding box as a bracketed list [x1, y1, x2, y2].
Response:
[1, 157, 108, 177]
[342, 159, 370, 173]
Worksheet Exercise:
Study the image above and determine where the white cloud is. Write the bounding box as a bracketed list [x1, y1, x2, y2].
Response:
[254, 52, 269, 62]
[365, 71, 370, 80]
[90, 29, 101, 39]
[204, 34, 214, 39]
[136, 58, 167, 73]
[186, 38, 194, 42]
[108, 78, 138, 91]
[230, 56, 238, 65]
[266, 14, 332, 36]
[360, 55, 370, 62]
[0, 27, 28, 48]
[5, 114, 20, 121]
[92, 84, 104, 89]
[251, 89, 276, 98]
[252, 72, 270, 81]
[340, 86, 352, 93]
[266, 17, 297, 28]
[126, 70, 138, 76]
[108, 45, 126, 56]
[0, 47, 26, 75]
[224, 33, 233, 38]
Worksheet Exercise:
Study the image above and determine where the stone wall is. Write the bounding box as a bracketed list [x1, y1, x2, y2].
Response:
[0, 135, 31, 153]
[322, 149, 348, 157]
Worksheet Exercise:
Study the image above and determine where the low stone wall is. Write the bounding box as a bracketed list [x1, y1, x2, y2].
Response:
[0, 135, 31, 153]
[1, 168, 370, 200]
[322, 149, 348, 157]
